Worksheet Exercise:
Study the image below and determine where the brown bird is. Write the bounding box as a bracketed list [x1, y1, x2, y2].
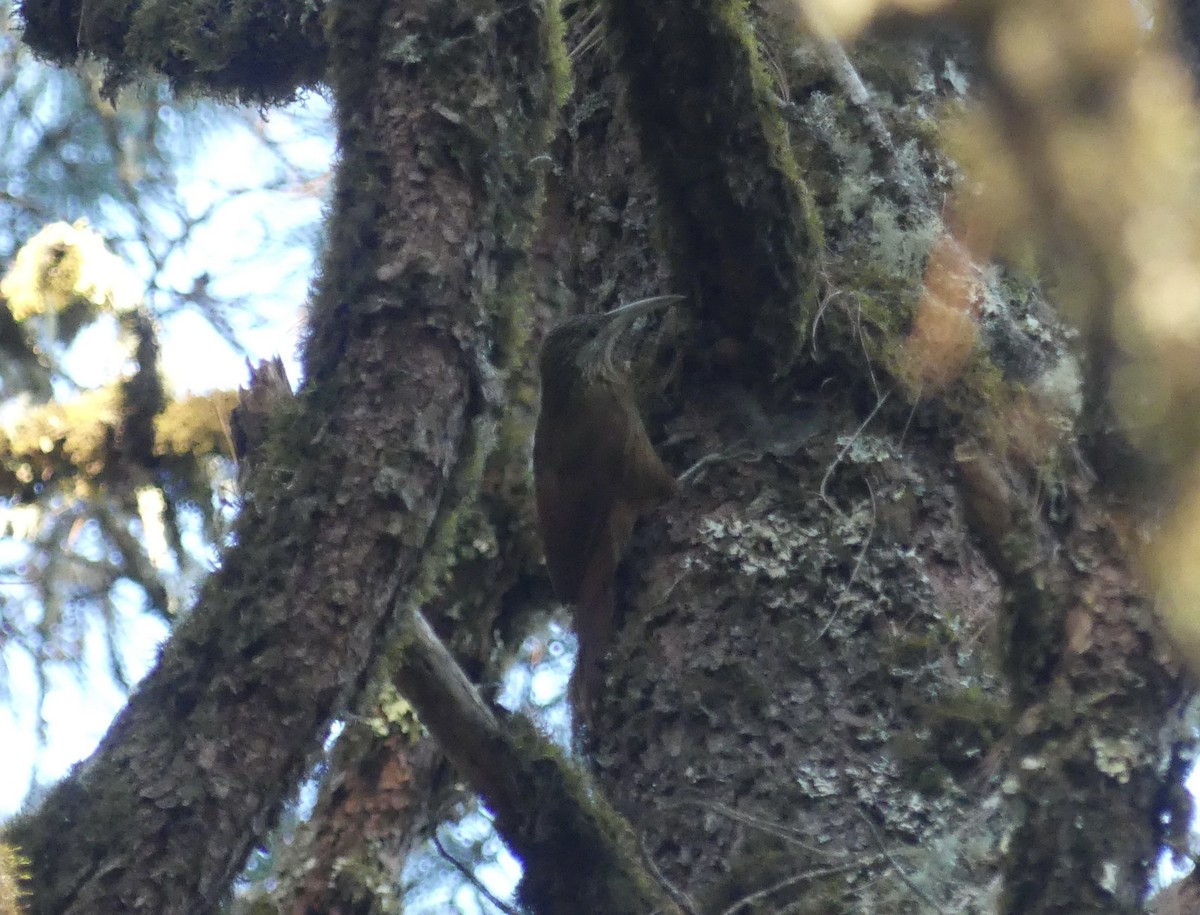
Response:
[534, 295, 681, 721]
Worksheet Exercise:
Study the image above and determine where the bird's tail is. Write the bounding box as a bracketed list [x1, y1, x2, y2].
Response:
[569, 569, 616, 726]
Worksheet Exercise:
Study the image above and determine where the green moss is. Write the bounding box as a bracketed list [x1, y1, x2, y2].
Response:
[365, 679, 423, 739]
[0, 841, 27, 915]
[892, 683, 1007, 792]
[544, 0, 573, 109]
[719, 0, 817, 245]
[794, 175, 827, 257]
[942, 356, 1011, 429]
[154, 390, 239, 457]
[505, 715, 674, 912]
[885, 631, 941, 670]
[602, 0, 819, 372]
[912, 761, 955, 795]
[252, 387, 317, 479]
[23, 0, 325, 103]
[928, 687, 1006, 756]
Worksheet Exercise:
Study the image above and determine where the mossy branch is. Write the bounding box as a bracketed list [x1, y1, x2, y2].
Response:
[18, 0, 326, 102]
[392, 610, 684, 915]
[602, 0, 819, 373]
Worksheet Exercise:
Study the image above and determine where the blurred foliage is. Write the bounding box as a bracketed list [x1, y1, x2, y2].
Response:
[0, 840, 25, 915]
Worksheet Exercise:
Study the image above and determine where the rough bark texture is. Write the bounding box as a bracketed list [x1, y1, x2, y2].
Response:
[7, 0, 558, 910]
[556, 7, 1192, 914]
[602, 0, 818, 370]
[956, 446, 1189, 914]
[596, 406, 1011, 913]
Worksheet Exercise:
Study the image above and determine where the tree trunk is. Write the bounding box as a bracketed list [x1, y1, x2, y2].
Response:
[556, 7, 1191, 914]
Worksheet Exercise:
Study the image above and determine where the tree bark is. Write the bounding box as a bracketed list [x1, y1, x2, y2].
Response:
[561, 7, 1191, 914]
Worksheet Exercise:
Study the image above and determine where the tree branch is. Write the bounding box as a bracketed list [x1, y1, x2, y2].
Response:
[602, 0, 819, 372]
[392, 609, 684, 915]
[18, 0, 326, 103]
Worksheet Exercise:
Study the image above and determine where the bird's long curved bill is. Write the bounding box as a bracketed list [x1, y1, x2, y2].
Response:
[593, 294, 683, 366]
[600, 294, 684, 332]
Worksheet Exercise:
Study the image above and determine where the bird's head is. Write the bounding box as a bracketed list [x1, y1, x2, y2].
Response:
[538, 295, 682, 391]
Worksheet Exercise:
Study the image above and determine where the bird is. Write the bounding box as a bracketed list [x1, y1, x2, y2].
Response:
[533, 295, 682, 721]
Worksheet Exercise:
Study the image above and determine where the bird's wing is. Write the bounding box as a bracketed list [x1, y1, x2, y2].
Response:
[533, 387, 632, 604]
[620, 397, 678, 507]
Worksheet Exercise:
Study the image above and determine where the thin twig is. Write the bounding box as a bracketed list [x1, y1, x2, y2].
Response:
[805, 478, 877, 648]
[717, 859, 868, 915]
[676, 445, 756, 484]
[668, 799, 836, 859]
[856, 810, 947, 914]
[639, 832, 701, 915]
[898, 390, 920, 451]
[819, 390, 892, 508]
[432, 830, 523, 915]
